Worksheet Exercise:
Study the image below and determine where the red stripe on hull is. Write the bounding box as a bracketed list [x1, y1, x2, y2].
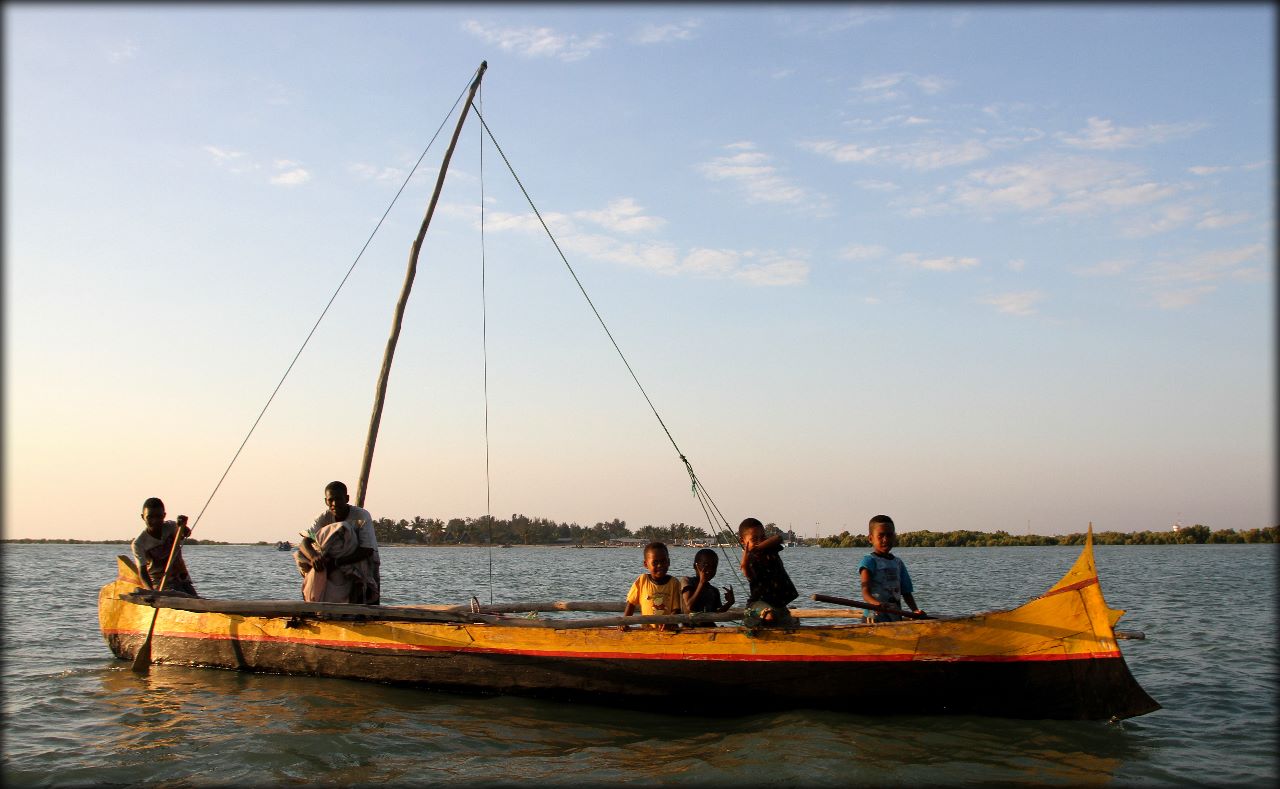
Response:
[102, 628, 1119, 662]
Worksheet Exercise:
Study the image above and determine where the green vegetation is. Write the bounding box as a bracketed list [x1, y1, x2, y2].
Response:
[6, 522, 1274, 547]
[368, 515, 795, 546]
[813, 525, 1278, 548]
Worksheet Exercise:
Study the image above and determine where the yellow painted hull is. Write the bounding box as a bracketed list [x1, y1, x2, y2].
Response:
[100, 533, 1159, 719]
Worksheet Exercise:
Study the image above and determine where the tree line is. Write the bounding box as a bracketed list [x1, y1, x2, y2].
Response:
[814, 524, 1278, 548]
[367, 515, 798, 546]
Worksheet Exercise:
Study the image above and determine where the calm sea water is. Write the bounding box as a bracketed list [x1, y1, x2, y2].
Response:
[2, 543, 1275, 786]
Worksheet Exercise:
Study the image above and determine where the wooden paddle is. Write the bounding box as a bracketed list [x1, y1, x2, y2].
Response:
[131, 516, 190, 673]
[811, 593, 930, 620]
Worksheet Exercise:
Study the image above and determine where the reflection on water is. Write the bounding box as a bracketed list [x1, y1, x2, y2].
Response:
[1, 543, 1276, 785]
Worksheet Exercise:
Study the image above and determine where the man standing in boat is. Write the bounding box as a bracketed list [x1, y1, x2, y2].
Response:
[131, 497, 198, 596]
[296, 481, 381, 604]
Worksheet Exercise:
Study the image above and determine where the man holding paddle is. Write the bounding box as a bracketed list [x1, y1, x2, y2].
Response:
[130, 497, 198, 596]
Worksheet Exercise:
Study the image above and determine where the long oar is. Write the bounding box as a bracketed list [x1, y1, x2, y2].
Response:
[131, 517, 190, 673]
[811, 593, 930, 620]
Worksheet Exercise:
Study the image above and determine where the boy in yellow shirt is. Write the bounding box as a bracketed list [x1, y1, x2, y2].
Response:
[621, 542, 687, 631]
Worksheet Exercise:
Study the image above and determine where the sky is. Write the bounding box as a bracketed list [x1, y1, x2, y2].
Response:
[3, 4, 1274, 543]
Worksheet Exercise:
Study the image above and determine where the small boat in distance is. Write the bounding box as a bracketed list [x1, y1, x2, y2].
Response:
[275, 541, 292, 551]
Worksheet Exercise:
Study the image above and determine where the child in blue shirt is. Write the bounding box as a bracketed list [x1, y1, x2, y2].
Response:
[858, 515, 925, 622]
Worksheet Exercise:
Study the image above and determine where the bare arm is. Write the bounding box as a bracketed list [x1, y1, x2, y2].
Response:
[902, 592, 923, 615]
[683, 570, 709, 611]
[718, 585, 735, 612]
[619, 601, 637, 631]
[756, 535, 784, 551]
[859, 567, 880, 607]
[332, 546, 373, 568]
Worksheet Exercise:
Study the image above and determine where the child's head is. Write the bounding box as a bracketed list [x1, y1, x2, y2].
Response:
[869, 515, 896, 554]
[738, 517, 765, 549]
[141, 497, 166, 531]
[643, 542, 670, 579]
[693, 548, 718, 578]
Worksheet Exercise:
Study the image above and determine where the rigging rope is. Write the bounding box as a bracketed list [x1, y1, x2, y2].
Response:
[470, 106, 745, 583]
[184, 70, 479, 534]
[478, 84, 495, 605]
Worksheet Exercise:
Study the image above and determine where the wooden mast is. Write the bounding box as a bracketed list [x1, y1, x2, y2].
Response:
[356, 61, 488, 508]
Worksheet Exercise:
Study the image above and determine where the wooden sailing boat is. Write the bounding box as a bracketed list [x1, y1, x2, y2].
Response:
[99, 63, 1160, 720]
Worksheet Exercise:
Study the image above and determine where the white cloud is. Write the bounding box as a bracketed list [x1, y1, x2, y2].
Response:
[697, 142, 822, 209]
[855, 178, 899, 192]
[1072, 259, 1135, 277]
[481, 200, 807, 286]
[854, 71, 953, 102]
[1151, 286, 1216, 309]
[1189, 164, 1232, 176]
[839, 244, 888, 262]
[801, 137, 989, 171]
[733, 254, 809, 286]
[948, 155, 1179, 218]
[631, 20, 700, 44]
[1196, 211, 1252, 230]
[981, 290, 1043, 316]
[461, 20, 607, 62]
[203, 145, 257, 175]
[1058, 116, 1206, 150]
[1116, 203, 1195, 238]
[349, 163, 406, 182]
[574, 198, 664, 233]
[270, 161, 311, 186]
[106, 40, 139, 63]
[1142, 244, 1265, 286]
[897, 252, 979, 272]
[1007, 259, 1026, 272]
[681, 248, 740, 277]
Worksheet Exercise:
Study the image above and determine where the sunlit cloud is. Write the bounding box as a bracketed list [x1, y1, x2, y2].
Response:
[1189, 164, 1232, 176]
[801, 138, 989, 171]
[1116, 203, 1196, 238]
[946, 155, 1178, 217]
[202, 145, 257, 175]
[461, 20, 607, 62]
[631, 20, 700, 44]
[1196, 211, 1253, 230]
[980, 290, 1043, 316]
[1072, 259, 1135, 277]
[575, 198, 665, 233]
[1151, 286, 1216, 309]
[839, 244, 888, 262]
[697, 142, 825, 210]
[897, 252, 979, 272]
[1058, 116, 1206, 150]
[481, 201, 807, 285]
[349, 162, 406, 182]
[776, 8, 891, 36]
[1137, 244, 1267, 309]
[855, 178, 899, 192]
[106, 40, 139, 63]
[853, 71, 953, 102]
[270, 160, 311, 186]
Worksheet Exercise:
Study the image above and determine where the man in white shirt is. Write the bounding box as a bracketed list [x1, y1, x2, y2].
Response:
[296, 481, 381, 604]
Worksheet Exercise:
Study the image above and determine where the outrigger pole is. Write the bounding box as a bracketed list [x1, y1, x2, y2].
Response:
[356, 61, 488, 507]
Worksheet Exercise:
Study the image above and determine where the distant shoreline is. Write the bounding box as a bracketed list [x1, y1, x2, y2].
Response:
[2, 538, 1274, 547]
